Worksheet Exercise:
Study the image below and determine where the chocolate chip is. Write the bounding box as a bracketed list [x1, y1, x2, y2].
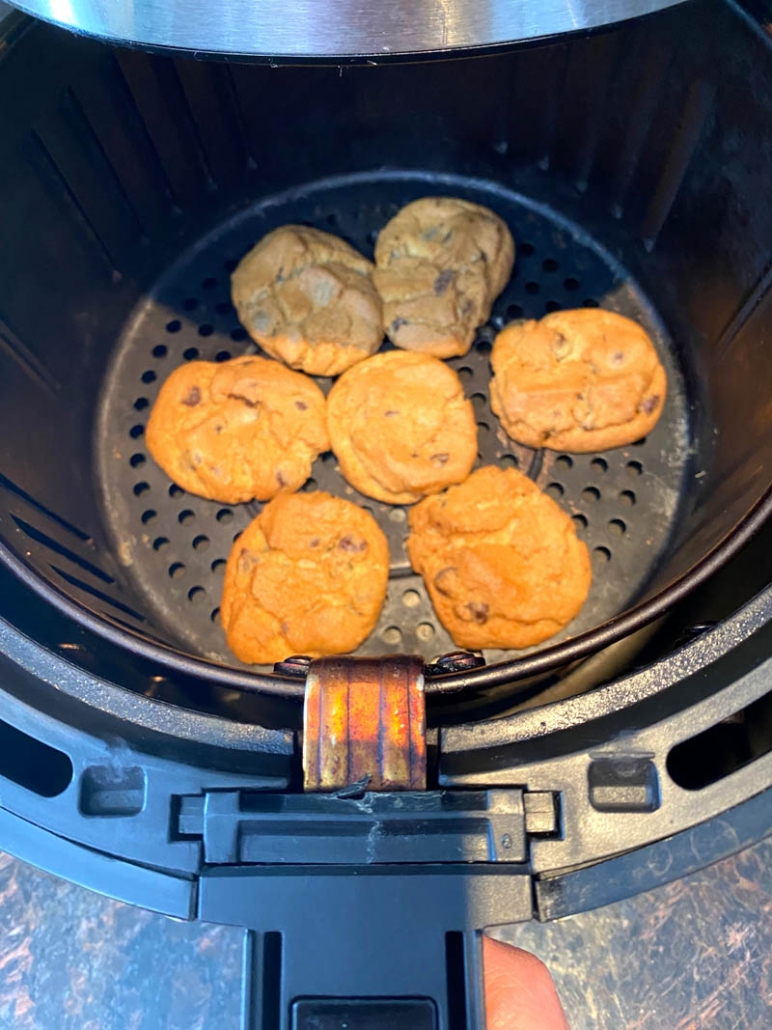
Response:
[276, 471, 286, 487]
[434, 269, 454, 296]
[228, 390, 258, 408]
[295, 400, 308, 411]
[434, 567, 458, 596]
[640, 395, 660, 415]
[466, 601, 489, 624]
[339, 534, 367, 553]
[610, 350, 626, 367]
[431, 452, 450, 465]
[309, 537, 320, 547]
[391, 317, 408, 333]
[384, 410, 400, 418]
[182, 386, 201, 406]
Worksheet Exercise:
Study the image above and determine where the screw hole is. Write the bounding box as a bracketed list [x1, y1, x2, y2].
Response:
[594, 546, 612, 562]
[619, 490, 637, 506]
[192, 534, 210, 552]
[152, 344, 168, 359]
[546, 482, 564, 499]
[217, 508, 234, 524]
[582, 486, 601, 502]
[169, 562, 186, 579]
[153, 536, 169, 552]
[198, 324, 214, 338]
[178, 509, 195, 526]
[608, 518, 626, 536]
[590, 457, 608, 473]
[141, 510, 156, 525]
[188, 586, 206, 604]
[183, 347, 199, 361]
[130, 453, 146, 468]
[166, 320, 181, 334]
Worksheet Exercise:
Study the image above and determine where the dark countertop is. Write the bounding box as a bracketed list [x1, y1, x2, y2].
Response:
[0, 839, 770, 1029]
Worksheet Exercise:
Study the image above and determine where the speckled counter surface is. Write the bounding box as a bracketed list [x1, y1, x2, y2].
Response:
[0, 840, 770, 1029]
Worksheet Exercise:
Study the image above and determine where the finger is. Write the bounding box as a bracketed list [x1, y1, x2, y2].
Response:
[483, 936, 570, 1030]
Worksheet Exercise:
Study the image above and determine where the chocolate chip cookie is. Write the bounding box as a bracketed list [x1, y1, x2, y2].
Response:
[231, 225, 383, 377]
[146, 355, 329, 504]
[327, 350, 478, 505]
[490, 309, 667, 452]
[407, 465, 592, 650]
[373, 197, 514, 358]
[221, 491, 389, 665]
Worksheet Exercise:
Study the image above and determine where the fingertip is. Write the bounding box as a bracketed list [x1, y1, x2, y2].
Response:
[482, 935, 570, 1030]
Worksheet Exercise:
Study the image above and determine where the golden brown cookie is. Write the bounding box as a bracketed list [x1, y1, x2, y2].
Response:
[146, 355, 329, 504]
[327, 350, 478, 505]
[220, 491, 389, 665]
[373, 197, 514, 358]
[490, 309, 667, 453]
[231, 225, 383, 377]
[407, 466, 591, 650]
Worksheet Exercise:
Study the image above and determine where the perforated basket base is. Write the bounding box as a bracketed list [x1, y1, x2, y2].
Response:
[96, 171, 691, 672]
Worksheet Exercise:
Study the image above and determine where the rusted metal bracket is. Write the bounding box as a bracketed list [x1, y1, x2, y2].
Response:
[303, 656, 426, 792]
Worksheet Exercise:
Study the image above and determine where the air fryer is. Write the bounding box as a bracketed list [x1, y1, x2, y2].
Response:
[0, 0, 772, 1026]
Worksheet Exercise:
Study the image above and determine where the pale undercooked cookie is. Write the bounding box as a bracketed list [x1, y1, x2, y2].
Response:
[327, 350, 478, 505]
[221, 491, 389, 665]
[407, 465, 592, 650]
[231, 225, 383, 376]
[490, 309, 667, 453]
[146, 355, 329, 504]
[373, 196, 515, 358]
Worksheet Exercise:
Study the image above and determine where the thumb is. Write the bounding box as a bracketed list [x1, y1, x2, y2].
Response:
[483, 936, 570, 1030]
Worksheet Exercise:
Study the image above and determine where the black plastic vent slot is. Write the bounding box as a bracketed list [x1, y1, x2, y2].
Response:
[0, 719, 72, 797]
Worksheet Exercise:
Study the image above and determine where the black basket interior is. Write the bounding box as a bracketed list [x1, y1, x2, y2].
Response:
[1, 0, 771, 700]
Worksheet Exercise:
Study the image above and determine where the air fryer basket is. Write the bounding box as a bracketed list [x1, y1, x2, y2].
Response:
[1, 0, 771, 707]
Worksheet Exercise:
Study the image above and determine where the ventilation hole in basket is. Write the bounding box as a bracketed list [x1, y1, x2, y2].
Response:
[564, 277, 580, 291]
[134, 397, 149, 411]
[230, 327, 248, 342]
[183, 298, 199, 311]
[417, 622, 436, 642]
[524, 281, 540, 295]
[477, 421, 491, 434]
[202, 277, 217, 290]
[152, 344, 168, 359]
[626, 460, 643, 476]
[178, 509, 195, 525]
[210, 607, 221, 624]
[382, 626, 402, 645]
[520, 242, 535, 256]
[402, 589, 421, 609]
[141, 370, 156, 384]
[500, 454, 518, 469]
[321, 451, 337, 465]
[216, 301, 234, 315]
[217, 508, 233, 524]
[583, 298, 599, 308]
[169, 484, 185, 498]
[620, 489, 637, 506]
[130, 453, 146, 468]
[594, 546, 611, 562]
[232, 530, 243, 543]
[608, 518, 626, 536]
[506, 304, 523, 320]
[457, 366, 473, 381]
[573, 513, 588, 530]
[141, 509, 156, 525]
[555, 455, 573, 471]
[224, 259, 238, 273]
[169, 562, 186, 579]
[188, 586, 206, 605]
[544, 300, 562, 313]
[129, 425, 144, 439]
[166, 319, 182, 333]
[211, 558, 227, 574]
[389, 508, 406, 523]
[192, 534, 210, 552]
[153, 536, 169, 552]
[366, 229, 378, 246]
[477, 325, 497, 345]
[133, 482, 150, 497]
[582, 486, 601, 502]
[215, 350, 231, 362]
[471, 391, 486, 409]
[590, 457, 608, 473]
[477, 339, 492, 356]
[183, 347, 199, 361]
[542, 258, 559, 272]
[633, 437, 647, 447]
[198, 324, 214, 338]
[546, 482, 564, 499]
[303, 478, 318, 492]
[326, 212, 338, 227]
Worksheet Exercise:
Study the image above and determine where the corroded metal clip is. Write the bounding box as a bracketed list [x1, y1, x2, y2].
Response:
[303, 656, 426, 792]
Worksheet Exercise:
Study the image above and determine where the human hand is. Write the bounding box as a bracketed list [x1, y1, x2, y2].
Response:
[483, 936, 570, 1030]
